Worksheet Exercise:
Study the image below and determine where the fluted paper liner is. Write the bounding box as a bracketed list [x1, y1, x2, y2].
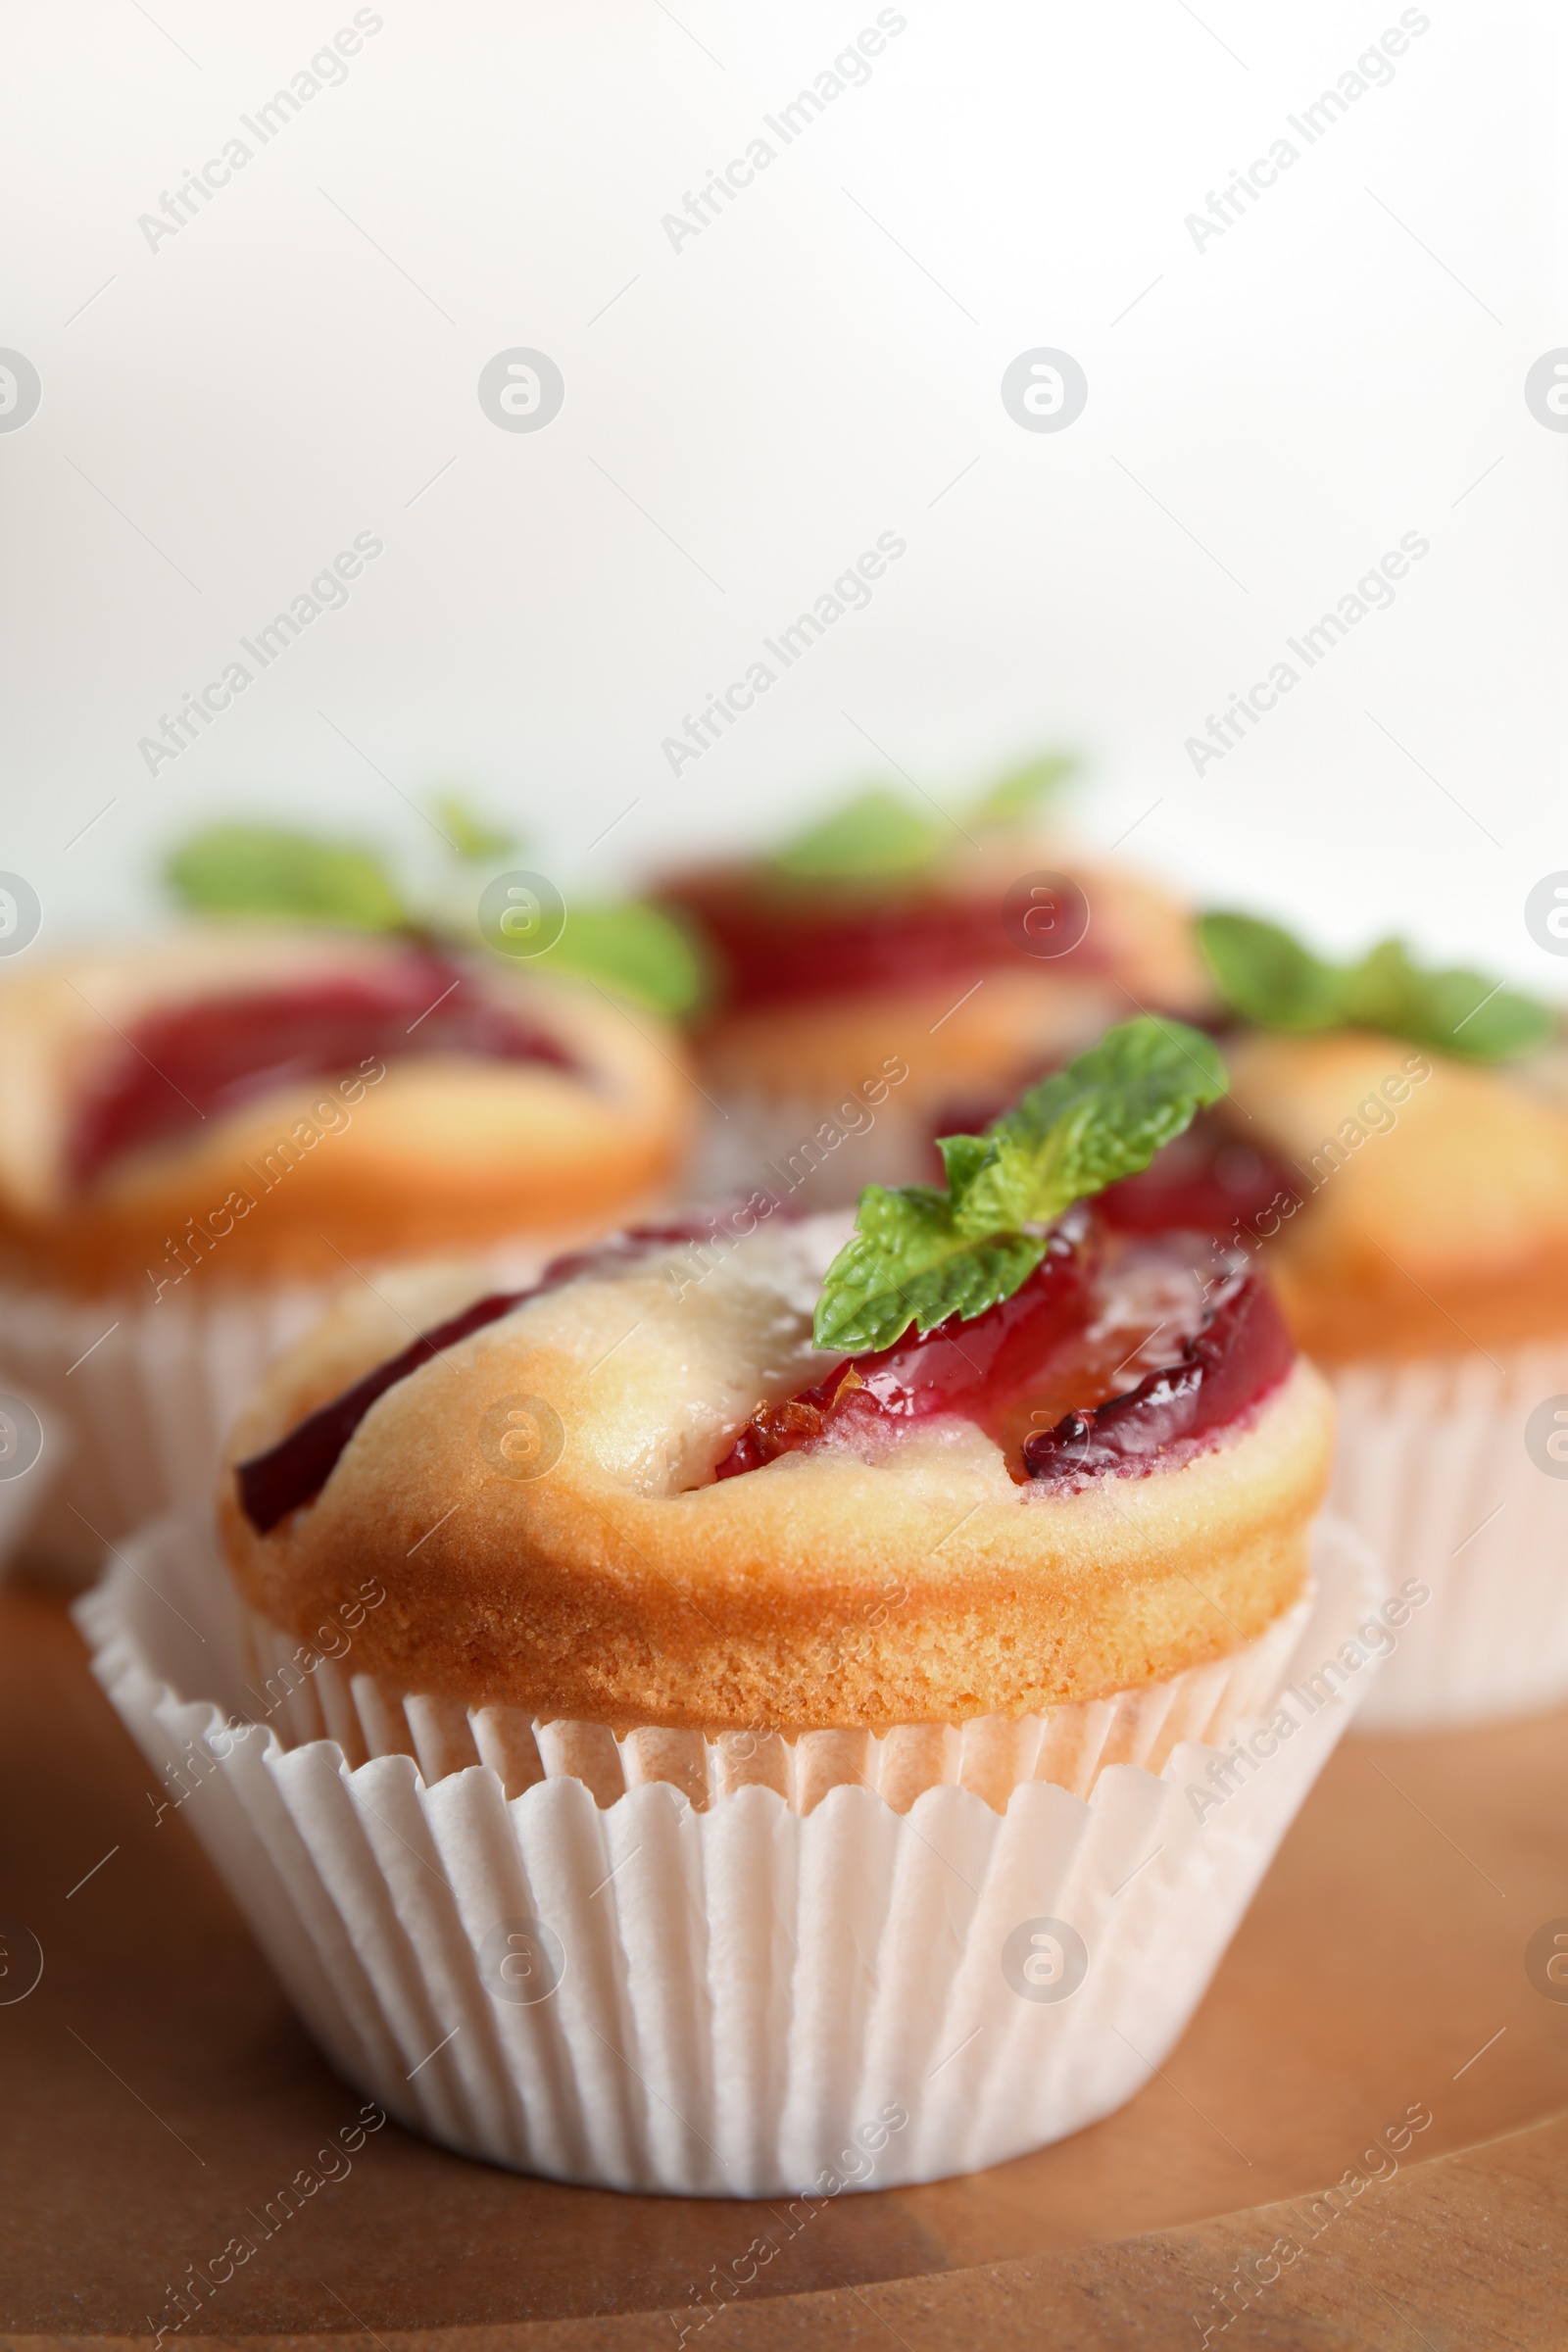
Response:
[0, 1396, 70, 1581]
[0, 1244, 552, 1582]
[1331, 1343, 1568, 1731]
[0, 1279, 331, 1578]
[235, 1594, 1311, 1817]
[78, 1510, 1380, 2194]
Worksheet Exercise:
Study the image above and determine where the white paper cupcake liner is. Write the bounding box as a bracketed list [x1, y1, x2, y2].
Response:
[0, 1278, 335, 1581]
[0, 1242, 554, 1585]
[78, 1508, 1381, 2194]
[0, 1395, 71, 1582]
[1330, 1342, 1568, 1731]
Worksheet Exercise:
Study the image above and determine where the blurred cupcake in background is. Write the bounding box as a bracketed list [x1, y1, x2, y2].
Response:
[1169, 909, 1568, 1730]
[0, 798, 701, 1580]
[656, 755, 1212, 1207]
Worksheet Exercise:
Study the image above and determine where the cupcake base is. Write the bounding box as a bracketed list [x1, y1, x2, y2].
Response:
[1330, 1343, 1568, 1732]
[237, 1593, 1310, 1817]
[78, 1510, 1380, 2196]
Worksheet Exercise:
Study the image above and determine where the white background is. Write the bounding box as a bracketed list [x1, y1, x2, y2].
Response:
[2, 0, 1565, 982]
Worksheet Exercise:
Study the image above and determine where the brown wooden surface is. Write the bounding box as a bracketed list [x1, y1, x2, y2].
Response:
[2, 1578, 1566, 2348]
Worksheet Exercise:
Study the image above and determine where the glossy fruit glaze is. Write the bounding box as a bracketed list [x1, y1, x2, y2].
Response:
[660, 872, 1102, 1011]
[69, 950, 576, 1187]
[1019, 1270, 1294, 1491]
[716, 1218, 1295, 1488]
[1096, 1107, 1300, 1240]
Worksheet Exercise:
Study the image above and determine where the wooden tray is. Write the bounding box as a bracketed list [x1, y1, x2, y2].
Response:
[2, 1579, 1565, 2349]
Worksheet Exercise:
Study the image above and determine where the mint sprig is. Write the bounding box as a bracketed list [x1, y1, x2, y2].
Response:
[1200, 911, 1554, 1063]
[432, 790, 518, 865]
[772, 787, 941, 883]
[770, 752, 1077, 888]
[166, 825, 412, 931]
[968, 751, 1076, 829]
[165, 811, 706, 1015]
[812, 1016, 1227, 1353]
[532, 901, 707, 1017]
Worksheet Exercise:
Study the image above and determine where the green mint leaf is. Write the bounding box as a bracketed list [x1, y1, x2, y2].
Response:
[968, 750, 1077, 829]
[535, 900, 707, 1016]
[811, 1184, 1047, 1353]
[1436, 982, 1557, 1061]
[432, 791, 518, 865]
[1199, 911, 1347, 1031]
[1201, 910, 1555, 1062]
[959, 1017, 1229, 1235]
[771, 788, 945, 884]
[814, 1015, 1226, 1350]
[165, 825, 410, 932]
[950, 1120, 1076, 1238]
[1342, 939, 1556, 1062]
[934, 1131, 995, 1201]
[771, 758, 1077, 889]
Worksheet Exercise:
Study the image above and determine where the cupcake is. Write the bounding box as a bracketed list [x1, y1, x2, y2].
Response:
[1191, 910, 1568, 1729]
[80, 1017, 1379, 2192]
[0, 832, 697, 1579]
[656, 762, 1213, 1207]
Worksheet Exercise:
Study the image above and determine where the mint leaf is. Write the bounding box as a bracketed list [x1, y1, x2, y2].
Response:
[934, 1132, 995, 1198]
[432, 791, 518, 865]
[1430, 979, 1556, 1061]
[771, 788, 945, 884]
[1341, 939, 1555, 1062]
[1201, 909, 1555, 1062]
[771, 757, 1077, 888]
[969, 751, 1076, 829]
[813, 1015, 1226, 1351]
[958, 1018, 1228, 1235]
[812, 1185, 1047, 1354]
[166, 825, 410, 931]
[1199, 912, 1347, 1031]
[535, 901, 706, 1015]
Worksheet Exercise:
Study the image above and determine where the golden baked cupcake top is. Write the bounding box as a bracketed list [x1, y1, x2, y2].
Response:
[0, 808, 704, 1295]
[0, 926, 693, 1293]
[1181, 912, 1567, 1359]
[221, 1019, 1333, 1733]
